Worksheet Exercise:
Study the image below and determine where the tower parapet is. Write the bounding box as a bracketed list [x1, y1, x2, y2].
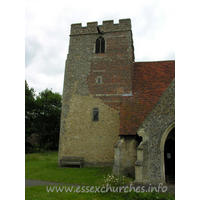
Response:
[70, 18, 131, 35]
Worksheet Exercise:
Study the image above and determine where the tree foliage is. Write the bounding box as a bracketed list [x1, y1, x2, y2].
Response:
[25, 80, 37, 153]
[25, 80, 36, 139]
[35, 89, 62, 151]
[25, 80, 62, 152]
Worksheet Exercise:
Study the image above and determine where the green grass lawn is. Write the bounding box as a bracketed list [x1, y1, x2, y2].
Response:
[26, 185, 174, 200]
[25, 151, 175, 200]
[25, 151, 112, 186]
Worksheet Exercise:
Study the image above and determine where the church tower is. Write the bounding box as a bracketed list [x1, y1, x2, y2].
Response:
[58, 19, 134, 166]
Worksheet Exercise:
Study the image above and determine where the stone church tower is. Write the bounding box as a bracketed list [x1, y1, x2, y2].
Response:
[58, 19, 134, 166]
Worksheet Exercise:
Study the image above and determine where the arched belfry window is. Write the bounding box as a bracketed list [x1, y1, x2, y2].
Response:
[95, 36, 105, 53]
[93, 108, 99, 121]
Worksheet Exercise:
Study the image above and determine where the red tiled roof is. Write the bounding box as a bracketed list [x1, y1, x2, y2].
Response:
[119, 60, 175, 135]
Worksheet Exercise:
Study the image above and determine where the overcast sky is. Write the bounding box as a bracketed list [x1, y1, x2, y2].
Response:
[25, 0, 175, 95]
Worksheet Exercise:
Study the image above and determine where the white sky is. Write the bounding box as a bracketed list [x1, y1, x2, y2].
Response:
[25, 0, 175, 95]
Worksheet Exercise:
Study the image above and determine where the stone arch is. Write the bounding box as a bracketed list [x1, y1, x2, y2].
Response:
[160, 122, 175, 183]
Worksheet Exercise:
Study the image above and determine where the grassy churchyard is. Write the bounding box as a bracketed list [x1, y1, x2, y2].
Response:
[25, 152, 175, 200]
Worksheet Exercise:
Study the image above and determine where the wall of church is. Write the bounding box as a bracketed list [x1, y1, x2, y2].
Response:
[113, 136, 139, 178]
[135, 79, 175, 184]
[58, 19, 134, 166]
[58, 92, 120, 166]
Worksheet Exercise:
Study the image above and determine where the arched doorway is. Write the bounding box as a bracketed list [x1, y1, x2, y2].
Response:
[160, 122, 175, 184]
[164, 128, 175, 183]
